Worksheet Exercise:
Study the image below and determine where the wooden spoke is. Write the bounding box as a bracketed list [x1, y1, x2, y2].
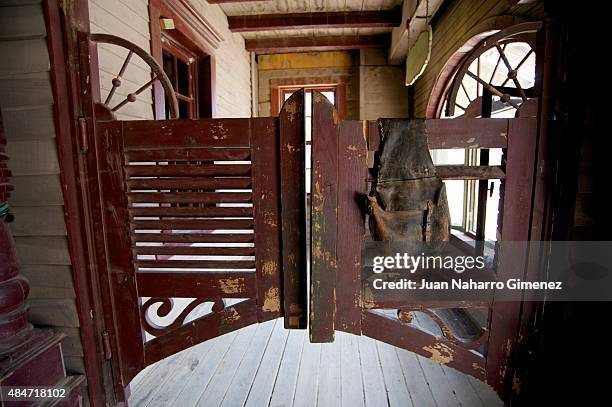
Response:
[460, 81, 472, 103]
[105, 50, 133, 105]
[111, 77, 158, 112]
[465, 71, 519, 109]
[501, 49, 533, 87]
[489, 43, 506, 84]
[90, 33, 179, 118]
[495, 44, 527, 102]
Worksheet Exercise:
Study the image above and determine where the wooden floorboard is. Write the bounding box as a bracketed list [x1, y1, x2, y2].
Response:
[244, 320, 290, 407]
[129, 322, 502, 407]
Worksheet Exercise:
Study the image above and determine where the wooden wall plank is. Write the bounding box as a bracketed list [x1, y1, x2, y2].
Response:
[28, 299, 80, 327]
[0, 73, 54, 107]
[10, 206, 67, 236]
[335, 119, 366, 334]
[10, 175, 64, 205]
[309, 92, 339, 342]
[20, 265, 74, 289]
[0, 4, 46, 40]
[250, 117, 283, 322]
[278, 89, 307, 329]
[0, 39, 49, 76]
[2, 106, 56, 140]
[14, 236, 71, 265]
[5, 139, 60, 175]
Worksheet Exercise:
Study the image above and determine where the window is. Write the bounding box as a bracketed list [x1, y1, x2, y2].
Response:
[434, 36, 536, 242]
[149, 0, 217, 121]
[162, 35, 198, 119]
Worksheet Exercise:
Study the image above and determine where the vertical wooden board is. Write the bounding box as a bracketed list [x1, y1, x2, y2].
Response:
[336, 120, 367, 334]
[195, 324, 258, 407]
[146, 342, 214, 406]
[357, 335, 388, 407]
[94, 121, 144, 385]
[128, 345, 195, 406]
[317, 336, 342, 407]
[172, 331, 240, 407]
[486, 118, 538, 391]
[340, 332, 366, 407]
[251, 117, 283, 322]
[417, 357, 460, 407]
[376, 340, 414, 407]
[220, 320, 276, 407]
[310, 91, 338, 343]
[268, 329, 307, 407]
[244, 320, 290, 407]
[441, 365, 486, 407]
[395, 348, 438, 407]
[292, 334, 322, 407]
[278, 89, 308, 329]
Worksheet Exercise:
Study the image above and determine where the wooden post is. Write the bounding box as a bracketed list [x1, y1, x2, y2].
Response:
[335, 120, 367, 334]
[309, 92, 339, 342]
[278, 90, 308, 329]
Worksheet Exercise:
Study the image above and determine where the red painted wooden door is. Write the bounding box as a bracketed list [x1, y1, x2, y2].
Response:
[308, 92, 540, 398]
[90, 92, 308, 400]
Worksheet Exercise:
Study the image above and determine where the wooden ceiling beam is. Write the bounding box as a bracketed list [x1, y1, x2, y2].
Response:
[245, 34, 390, 53]
[228, 8, 401, 32]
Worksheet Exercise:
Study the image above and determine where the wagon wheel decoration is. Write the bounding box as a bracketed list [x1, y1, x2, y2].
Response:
[90, 33, 179, 119]
[444, 22, 541, 118]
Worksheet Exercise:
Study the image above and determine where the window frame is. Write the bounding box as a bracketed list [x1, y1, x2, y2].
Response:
[149, 0, 218, 119]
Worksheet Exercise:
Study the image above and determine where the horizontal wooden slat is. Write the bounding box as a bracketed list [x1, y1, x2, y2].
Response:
[131, 219, 254, 230]
[133, 246, 255, 256]
[127, 177, 251, 191]
[120, 118, 274, 149]
[127, 192, 252, 204]
[426, 118, 509, 149]
[136, 271, 256, 298]
[129, 206, 253, 218]
[125, 164, 250, 177]
[367, 118, 512, 150]
[228, 8, 401, 32]
[436, 165, 506, 180]
[125, 148, 251, 162]
[132, 233, 254, 244]
[246, 34, 390, 53]
[136, 260, 255, 269]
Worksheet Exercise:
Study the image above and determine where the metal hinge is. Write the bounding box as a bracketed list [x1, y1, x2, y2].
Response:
[102, 330, 112, 360]
[78, 117, 89, 153]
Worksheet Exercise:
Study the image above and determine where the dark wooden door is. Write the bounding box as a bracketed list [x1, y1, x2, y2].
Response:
[308, 92, 540, 398]
[90, 92, 307, 400]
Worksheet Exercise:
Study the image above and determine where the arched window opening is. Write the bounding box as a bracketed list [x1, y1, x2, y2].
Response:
[430, 23, 539, 243]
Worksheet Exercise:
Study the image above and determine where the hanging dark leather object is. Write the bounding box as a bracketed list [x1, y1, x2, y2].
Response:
[368, 119, 451, 242]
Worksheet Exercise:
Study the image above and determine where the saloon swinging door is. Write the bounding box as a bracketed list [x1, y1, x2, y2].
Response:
[80, 32, 309, 402]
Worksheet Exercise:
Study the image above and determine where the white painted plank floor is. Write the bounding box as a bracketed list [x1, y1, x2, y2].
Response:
[128, 319, 502, 407]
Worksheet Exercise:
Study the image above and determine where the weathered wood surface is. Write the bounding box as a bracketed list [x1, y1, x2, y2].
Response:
[129, 319, 502, 406]
[486, 116, 538, 391]
[335, 120, 367, 334]
[309, 92, 339, 342]
[278, 89, 308, 329]
[366, 118, 511, 150]
[251, 118, 283, 322]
